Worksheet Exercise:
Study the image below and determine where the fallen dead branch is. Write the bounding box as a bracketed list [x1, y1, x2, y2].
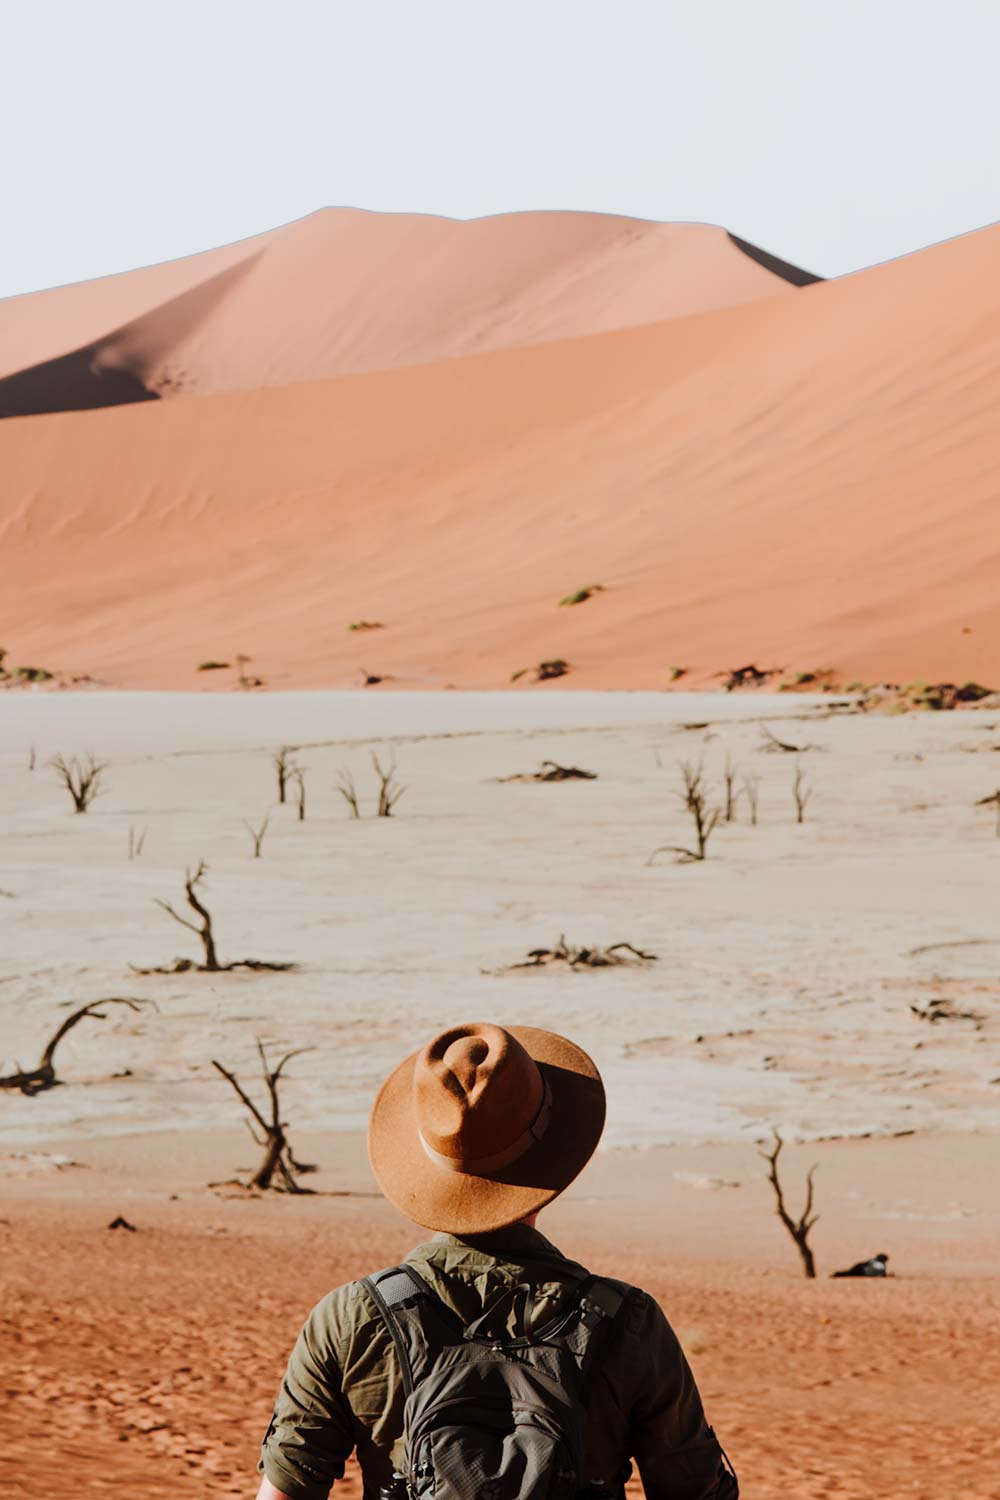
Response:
[210, 1040, 317, 1192]
[909, 998, 984, 1026]
[0, 998, 151, 1096]
[760, 725, 815, 754]
[760, 1128, 819, 1279]
[906, 938, 1000, 957]
[498, 761, 598, 783]
[507, 935, 657, 970]
[134, 863, 294, 974]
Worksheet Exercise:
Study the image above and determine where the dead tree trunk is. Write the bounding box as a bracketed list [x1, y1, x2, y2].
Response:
[211, 1041, 315, 1191]
[155, 862, 220, 970]
[244, 816, 270, 858]
[793, 761, 812, 824]
[273, 747, 297, 804]
[291, 767, 306, 822]
[742, 775, 760, 825]
[760, 1129, 819, 1278]
[0, 998, 149, 1096]
[723, 756, 738, 822]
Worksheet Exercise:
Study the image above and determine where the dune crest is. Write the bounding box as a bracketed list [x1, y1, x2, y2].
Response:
[2, 208, 997, 690]
[0, 208, 808, 413]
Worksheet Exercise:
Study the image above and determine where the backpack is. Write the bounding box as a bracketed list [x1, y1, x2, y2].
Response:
[362, 1262, 631, 1500]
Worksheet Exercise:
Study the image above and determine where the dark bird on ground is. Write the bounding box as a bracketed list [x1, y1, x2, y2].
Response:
[831, 1252, 888, 1278]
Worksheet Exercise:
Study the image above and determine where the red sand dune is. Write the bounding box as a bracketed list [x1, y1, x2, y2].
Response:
[0, 208, 998, 691]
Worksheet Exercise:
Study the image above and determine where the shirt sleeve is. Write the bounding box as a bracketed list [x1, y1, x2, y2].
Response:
[258, 1291, 357, 1500]
[627, 1292, 738, 1500]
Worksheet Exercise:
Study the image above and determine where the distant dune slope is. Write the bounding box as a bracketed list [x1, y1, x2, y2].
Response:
[0, 209, 808, 416]
[0, 213, 996, 690]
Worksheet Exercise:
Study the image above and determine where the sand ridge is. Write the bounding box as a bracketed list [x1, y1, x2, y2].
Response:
[0, 214, 998, 689]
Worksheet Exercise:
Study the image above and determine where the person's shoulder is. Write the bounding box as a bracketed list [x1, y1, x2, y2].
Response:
[301, 1273, 391, 1345]
[592, 1275, 671, 1341]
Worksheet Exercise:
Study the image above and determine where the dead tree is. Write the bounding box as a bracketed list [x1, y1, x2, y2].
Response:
[291, 767, 306, 822]
[0, 998, 149, 1096]
[128, 826, 147, 860]
[50, 752, 108, 813]
[244, 815, 270, 858]
[648, 761, 720, 864]
[760, 1129, 819, 1278]
[975, 790, 1000, 837]
[139, 863, 294, 974]
[335, 767, 361, 819]
[211, 1041, 316, 1192]
[273, 747, 297, 804]
[154, 861, 220, 970]
[723, 756, 738, 822]
[792, 761, 812, 824]
[27, 744, 36, 771]
[373, 752, 406, 817]
[742, 775, 760, 826]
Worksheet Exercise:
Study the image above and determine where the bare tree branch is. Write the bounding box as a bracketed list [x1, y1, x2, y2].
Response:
[760, 1128, 819, 1278]
[1, 998, 152, 1096]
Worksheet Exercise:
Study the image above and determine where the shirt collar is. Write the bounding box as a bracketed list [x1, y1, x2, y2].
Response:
[415, 1222, 567, 1261]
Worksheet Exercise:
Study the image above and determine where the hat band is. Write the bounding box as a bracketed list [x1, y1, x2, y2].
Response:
[418, 1078, 553, 1176]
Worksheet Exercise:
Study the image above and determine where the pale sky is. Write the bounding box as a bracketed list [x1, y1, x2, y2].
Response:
[2, 0, 998, 302]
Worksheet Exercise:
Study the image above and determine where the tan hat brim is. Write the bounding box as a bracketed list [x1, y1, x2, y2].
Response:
[367, 1024, 606, 1234]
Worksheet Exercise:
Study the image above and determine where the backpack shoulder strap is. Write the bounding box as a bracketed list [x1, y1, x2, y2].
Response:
[561, 1275, 629, 1394]
[362, 1264, 462, 1396]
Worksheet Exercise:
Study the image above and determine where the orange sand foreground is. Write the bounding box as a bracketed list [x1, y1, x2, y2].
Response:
[4, 1131, 998, 1500]
[1, 208, 998, 691]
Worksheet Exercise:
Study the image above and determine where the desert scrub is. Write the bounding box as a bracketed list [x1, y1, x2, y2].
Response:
[558, 584, 603, 607]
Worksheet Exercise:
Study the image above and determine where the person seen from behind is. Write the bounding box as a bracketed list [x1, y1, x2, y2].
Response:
[255, 1022, 739, 1499]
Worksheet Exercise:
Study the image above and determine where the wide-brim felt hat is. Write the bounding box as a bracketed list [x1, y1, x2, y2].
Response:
[367, 1022, 606, 1234]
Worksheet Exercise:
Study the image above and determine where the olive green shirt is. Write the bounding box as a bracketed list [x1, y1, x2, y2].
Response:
[259, 1225, 735, 1500]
